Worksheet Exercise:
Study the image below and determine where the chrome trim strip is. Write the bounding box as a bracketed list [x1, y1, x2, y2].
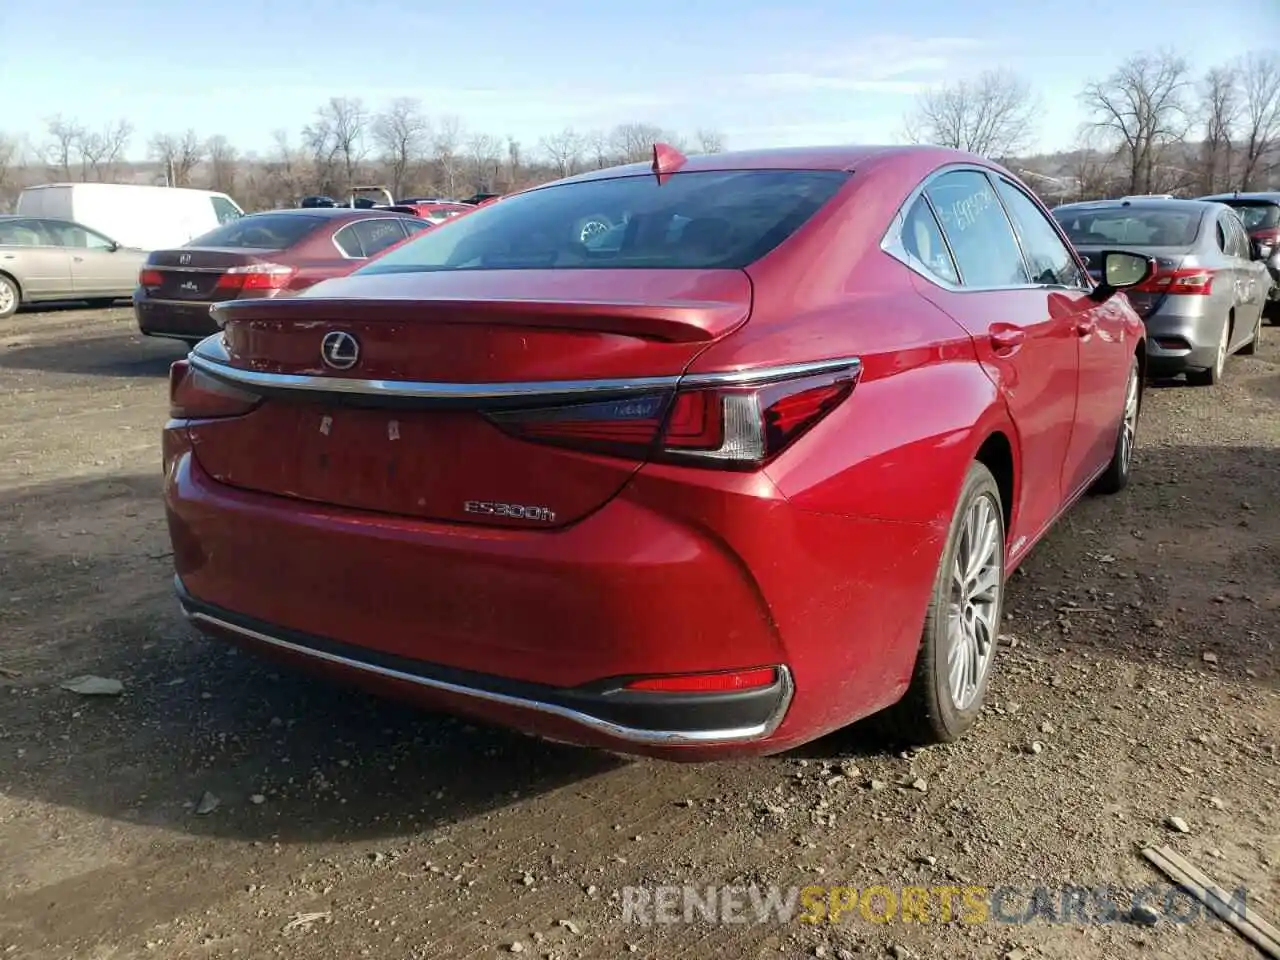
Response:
[182, 608, 794, 746]
[143, 297, 222, 308]
[187, 335, 862, 403]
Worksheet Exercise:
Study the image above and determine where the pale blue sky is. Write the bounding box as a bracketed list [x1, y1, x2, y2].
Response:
[2, 0, 1277, 159]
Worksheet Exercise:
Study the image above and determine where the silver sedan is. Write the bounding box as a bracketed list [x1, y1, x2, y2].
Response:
[0, 215, 148, 319]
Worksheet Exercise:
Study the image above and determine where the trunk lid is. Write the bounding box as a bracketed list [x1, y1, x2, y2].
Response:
[145, 247, 277, 302]
[1075, 245, 1188, 318]
[185, 268, 751, 528]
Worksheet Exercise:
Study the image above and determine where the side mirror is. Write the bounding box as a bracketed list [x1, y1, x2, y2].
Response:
[108, 240, 120, 252]
[1089, 250, 1156, 302]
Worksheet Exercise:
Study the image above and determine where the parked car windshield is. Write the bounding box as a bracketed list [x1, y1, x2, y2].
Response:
[356, 170, 850, 273]
[1221, 201, 1280, 230]
[1053, 207, 1202, 247]
[188, 214, 327, 249]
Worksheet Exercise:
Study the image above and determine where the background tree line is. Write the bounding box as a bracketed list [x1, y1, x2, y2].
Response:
[1, 46, 1277, 214]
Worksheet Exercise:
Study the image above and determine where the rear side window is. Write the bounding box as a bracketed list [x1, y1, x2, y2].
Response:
[1054, 208, 1201, 247]
[900, 196, 959, 285]
[925, 170, 1030, 288]
[1224, 202, 1280, 231]
[0, 220, 46, 245]
[188, 214, 325, 249]
[356, 170, 850, 274]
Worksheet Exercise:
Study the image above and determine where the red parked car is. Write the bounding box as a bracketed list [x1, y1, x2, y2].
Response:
[134, 208, 431, 343]
[163, 145, 1153, 760]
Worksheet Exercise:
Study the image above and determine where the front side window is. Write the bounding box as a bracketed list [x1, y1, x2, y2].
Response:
[357, 169, 850, 275]
[46, 222, 115, 250]
[211, 196, 243, 225]
[925, 170, 1030, 288]
[995, 179, 1085, 287]
[899, 195, 959, 285]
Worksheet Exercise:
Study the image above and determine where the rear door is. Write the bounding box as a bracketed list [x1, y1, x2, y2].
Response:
[907, 168, 1080, 546]
[0, 219, 73, 298]
[53, 221, 142, 296]
[1222, 211, 1266, 337]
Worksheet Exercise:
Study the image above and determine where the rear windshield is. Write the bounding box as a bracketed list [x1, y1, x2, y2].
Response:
[189, 214, 326, 249]
[356, 170, 850, 274]
[1221, 201, 1280, 230]
[1053, 207, 1202, 247]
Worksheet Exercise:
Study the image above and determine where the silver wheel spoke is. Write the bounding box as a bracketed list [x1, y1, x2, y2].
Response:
[945, 492, 1004, 712]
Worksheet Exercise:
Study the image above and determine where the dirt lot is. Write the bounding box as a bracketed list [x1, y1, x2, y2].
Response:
[0, 305, 1277, 960]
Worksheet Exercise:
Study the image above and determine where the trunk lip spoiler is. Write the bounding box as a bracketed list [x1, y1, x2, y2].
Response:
[186, 334, 862, 405]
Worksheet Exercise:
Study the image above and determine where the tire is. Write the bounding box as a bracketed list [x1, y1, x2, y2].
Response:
[884, 461, 1005, 745]
[1091, 355, 1140, 495]
[1239, 312, 1262, 356]
[1186, 315, 1231, 386]
[0, 274, 19, 320]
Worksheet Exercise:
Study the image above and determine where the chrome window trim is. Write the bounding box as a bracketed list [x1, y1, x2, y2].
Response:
[181, 605, 794, 746]
[331, 216, 416, 260]
[881, 162, 1092, 294]
[186, 333, 860, 403]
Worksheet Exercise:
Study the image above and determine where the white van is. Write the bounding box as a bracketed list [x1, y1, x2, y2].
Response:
[16, 183, 244, 251]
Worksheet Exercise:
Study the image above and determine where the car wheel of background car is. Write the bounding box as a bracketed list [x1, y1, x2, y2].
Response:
[574, 214, 612, 244]
[1091, 355, 1140, 496]
[885, 461, 1005, 745]
[0, 274, 20, 320]
[1239, 312, 1262, 356]
[1186, 315, 1231, 386]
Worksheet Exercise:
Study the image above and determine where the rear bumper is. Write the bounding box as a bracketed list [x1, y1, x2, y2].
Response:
[178, 579, 793, 747]
[1143, 300, 1222, 374]
[134, 292, 222, 341]
[163, 437, 944, 759]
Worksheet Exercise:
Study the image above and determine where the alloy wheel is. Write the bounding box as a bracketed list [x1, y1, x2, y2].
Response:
[1119, 365, 1139, 473]
[1214, 320, 1229, 378]
[946, 494, 1002, 711]
[0, 279, 15, 316]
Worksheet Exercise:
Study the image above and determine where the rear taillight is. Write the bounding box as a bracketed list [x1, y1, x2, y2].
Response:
[1251, 227, 1280, 244]
[168, 359, 261, 419]
[214, 263, 296, 293]
[489, 365, 858, 468]
[1135, 267, 1215, 295]
[623, 667, 779, 693]
[139, 268, 163, 287]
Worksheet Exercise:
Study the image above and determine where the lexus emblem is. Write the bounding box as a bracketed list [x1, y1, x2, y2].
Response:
[321, 330, 360, 370]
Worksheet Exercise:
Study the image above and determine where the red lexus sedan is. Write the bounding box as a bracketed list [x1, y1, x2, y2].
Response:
[162, 145, 1153, 760]
[134, 208, 431, 343]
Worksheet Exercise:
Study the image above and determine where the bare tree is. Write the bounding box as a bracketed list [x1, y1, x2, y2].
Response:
[265, 129, 310, 206]
[323, 97, 368, 192]
[1238, 50, 1280, 190]
[1065, 129, 1122, 201]
[466, 134, 502, 192]
[0, 133, 21, 210]
[1195, 66, 1241, 195]
[77, 120, 134, 182]
[1080, 50, 1193, 195]
[904, 69, 1038, 160]
[610, 122, 673, 164]
[373, 97, 429, 199]
[583, 129, 612, 169]
[301, 114, 341, 196]
[43, 115, 85, 180]
[433, 116, 464, 197]
[205, 135, 239, 195]
[540, 128, 584, 178]
[694, 129, 727, 154]
[149, 129, 205, 186]
[505, 137, 522, 188]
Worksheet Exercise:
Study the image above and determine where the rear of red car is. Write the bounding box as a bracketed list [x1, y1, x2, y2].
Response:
[161, 166, 941, 758]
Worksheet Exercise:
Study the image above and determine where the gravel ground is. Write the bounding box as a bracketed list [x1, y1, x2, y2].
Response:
[0, 305, 1276, 960]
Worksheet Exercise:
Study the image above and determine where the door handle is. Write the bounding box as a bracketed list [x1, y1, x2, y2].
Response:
[988, 324, 1026, 353]
[1076, 318, 1097, 337]
[73, 256, 84, 262]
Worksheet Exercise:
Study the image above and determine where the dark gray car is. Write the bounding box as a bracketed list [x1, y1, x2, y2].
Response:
[1052, 199, 1272, 385]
